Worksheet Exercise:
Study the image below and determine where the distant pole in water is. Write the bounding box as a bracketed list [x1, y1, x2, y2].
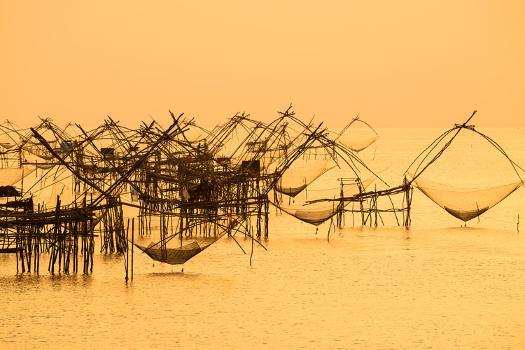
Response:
[518, 214, 520, 233]
[125, 218, 130, 282]
[131, 218, 135, 281]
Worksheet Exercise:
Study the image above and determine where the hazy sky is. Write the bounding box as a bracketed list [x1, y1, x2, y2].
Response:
[1, 1, 524, 128]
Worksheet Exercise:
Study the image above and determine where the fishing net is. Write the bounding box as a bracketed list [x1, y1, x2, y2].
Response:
[134, 238, 217, 265]
[62, 123, 81, 138]
[274, 179, 373, 226]
[134, 215, 241, 265]
[32, 180, 94, 208]
[45, 183, 74, 207]
[277, 201, 343, 226]
[331, 118, 378, 152]
[339, 133, 378, 152]
[414, 177, 522, 222]
[275, 159, 333, 197]
[406, 121, 525, 222]
[272, 164, 376, 226]
[0, 167, 35, 186]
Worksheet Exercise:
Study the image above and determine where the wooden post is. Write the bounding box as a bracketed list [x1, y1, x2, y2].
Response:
[131, 217, 134, 281]
[125, 218, 129, 282]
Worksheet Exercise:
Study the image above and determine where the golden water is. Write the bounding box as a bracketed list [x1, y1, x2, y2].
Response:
[1, 128, 525, 349]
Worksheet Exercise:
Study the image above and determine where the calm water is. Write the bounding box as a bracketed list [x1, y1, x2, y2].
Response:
[1, 128, 525, 349]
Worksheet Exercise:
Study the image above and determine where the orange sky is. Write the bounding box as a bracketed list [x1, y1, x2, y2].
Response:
[1, 1, 524, 128]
